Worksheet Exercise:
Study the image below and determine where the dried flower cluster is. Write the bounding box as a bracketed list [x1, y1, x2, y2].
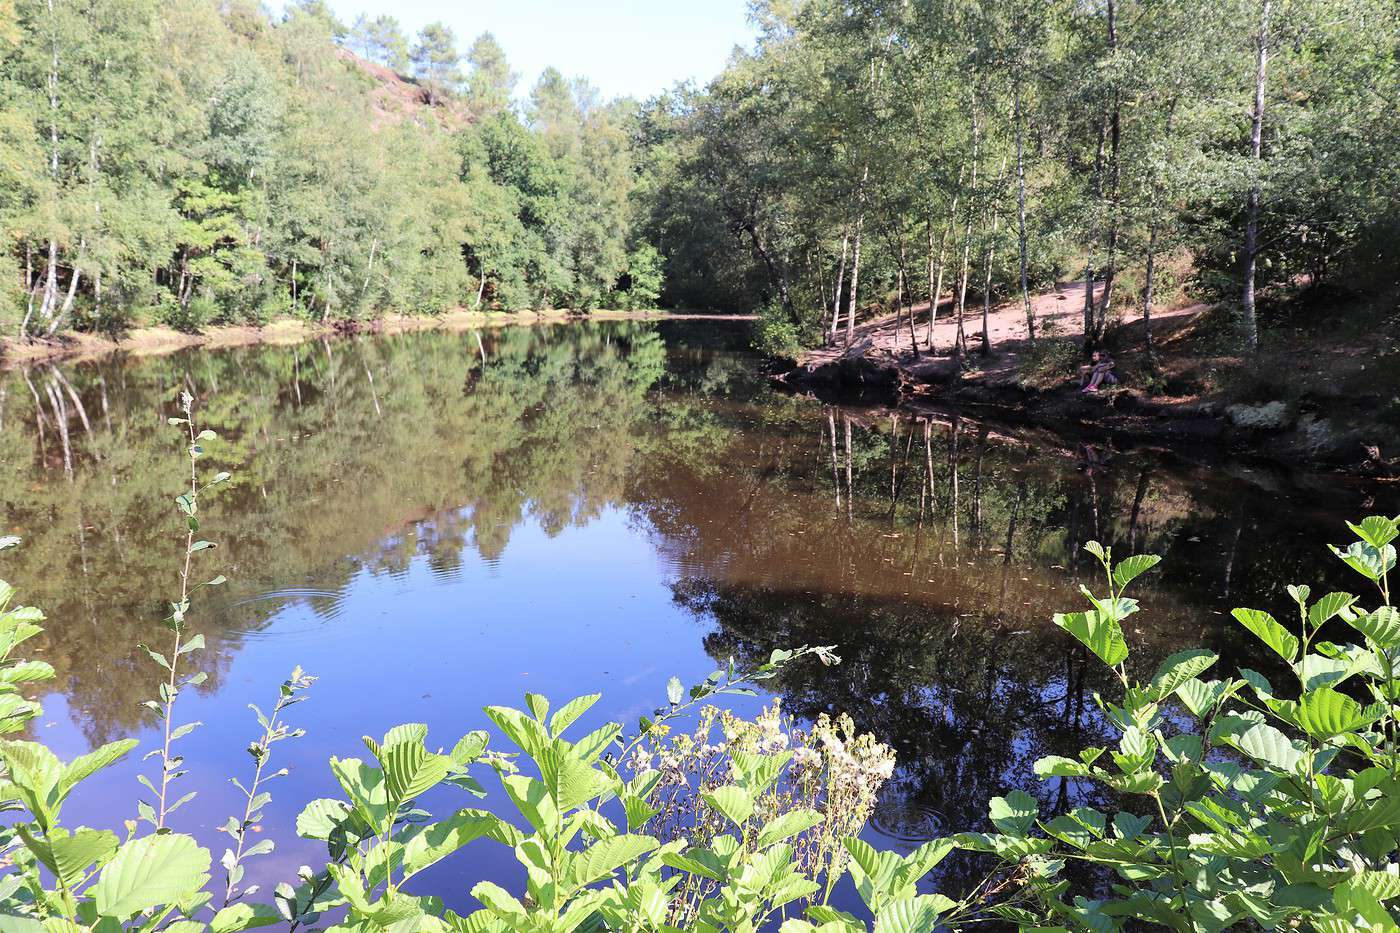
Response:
[624, 699, 897, 924]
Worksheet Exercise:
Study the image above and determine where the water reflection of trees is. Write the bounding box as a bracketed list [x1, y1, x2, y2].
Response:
[0, 324, 669, 741]
[0, 315, 1389, 830]
[633, 402, 1389, 885]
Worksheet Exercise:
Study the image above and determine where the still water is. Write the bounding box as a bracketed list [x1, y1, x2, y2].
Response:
[0, 320, 1391, 908]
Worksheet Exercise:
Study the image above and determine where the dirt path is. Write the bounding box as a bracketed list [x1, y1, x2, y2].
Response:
[797, 281, 1205, 388]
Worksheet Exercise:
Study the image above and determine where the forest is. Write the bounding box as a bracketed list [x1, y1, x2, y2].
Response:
[0, 0, 661, 333]
[3, 0, 1397, 355]
[635, 0, 1400, 358]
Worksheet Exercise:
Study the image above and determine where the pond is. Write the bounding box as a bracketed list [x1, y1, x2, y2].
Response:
[0, 319, 1392, 911]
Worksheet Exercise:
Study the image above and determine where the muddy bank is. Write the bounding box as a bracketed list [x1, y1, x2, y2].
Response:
[773, 349, 1400, 480]
[1, 309, 755, 368]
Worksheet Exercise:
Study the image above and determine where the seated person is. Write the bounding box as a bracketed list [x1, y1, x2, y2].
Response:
[1079, 351, 1117, 393]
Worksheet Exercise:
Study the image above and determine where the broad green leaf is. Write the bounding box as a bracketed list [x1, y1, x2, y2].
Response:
[566, 833, 659, 890]
[988, 790, 1038, 836]
[1112, 554, 1161, 589]
[547, 694, 599, 736]
[210, 902, 282, 933]
[17, 826, 118, 886]
[1352, 870, 1400, 901]
[449, 731, 489, 767]
[1230, 608, 1299, 663]
[1302, 652, 1357, 690]
[755, 809, 824, 849]
[93, 833, 211, 918]
[402, 810, 520, 880]
[1347, 606, 1400, 648]
[1349, 516, 1400, 548]
[1148, 649, 1218, 701]
[537, 744, 610, 811]
[1297, 687, 1374, 739]
[57, 739, 138, 801]
[1218, 720, 1308, 772]
[470, 881, 526, 918]
[376, 726, 450, 801]
[1033, 756, 1090, 778]
[1331, 542, 1397, 582]
[1054, 611, 1128, 667]
[702, 785, 754, 827]
[1175, 678, 1234, 719]
[296, 798, 355, 841]
[1308, 592, 1358, 628]
[483, 706, 550, 759]
[501, 775, 558, 832]
[328, 757, 389, 828]
[874, 894, 955, 932]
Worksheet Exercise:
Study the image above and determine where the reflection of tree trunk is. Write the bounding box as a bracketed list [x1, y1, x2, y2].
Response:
[843, 414, 853, 523]
[889, 416, 915, 523]
[1068, 486, 1081, 580]
[1127, 468, 1150, 551]
[971, 426, 988, 542]
[827, 409, 842, 510]
[997, 480, 1026, 611]
[947, 416, 961, 548]
[23, 370, 49, 462]
[1223, 504, 1247, 598]
[1005, 479, 1025, 566]
[364, 360, 381, 417]
[45, 378, 72, 480]
[49, 366, 91, 436]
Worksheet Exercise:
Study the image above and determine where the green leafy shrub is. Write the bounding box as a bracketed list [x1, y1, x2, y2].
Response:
[754, 303, 805, 361]
[966, 517, 1400, 931]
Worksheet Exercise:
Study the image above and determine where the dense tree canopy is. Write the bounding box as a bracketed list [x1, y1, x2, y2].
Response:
[635, 0, 1400, 353]
[0, 0, 660, 335]
[1, 0, 1396, 349]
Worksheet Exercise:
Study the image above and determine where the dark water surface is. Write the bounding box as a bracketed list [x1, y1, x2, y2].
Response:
[1, 320, 1393, 909]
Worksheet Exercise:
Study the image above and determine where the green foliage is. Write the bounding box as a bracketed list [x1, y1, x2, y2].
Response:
[0, 1, 658, 334]
[754, 302, 805, 361]
[965, 514, 1400, 930]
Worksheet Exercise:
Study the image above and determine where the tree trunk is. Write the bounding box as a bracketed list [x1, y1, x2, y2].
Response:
[829, 225, 849, 344]
[981, 158, 1007, 355]
[361, 237, 378, 293]
[897, 242, 919, 357]
[845, 165, 870, 347]
[1096, 0, 1122, 338]
[1142, 99, 1179, 368]
[40, 0, 61, 331]
[954, 104, 979, 364]
[927, 166, 962, 351]
[20, 246, 35, 337]
[1083, 105, 1107, 348]
[1241, 0, 1271, 354]
[1014, 87, 1034, 344]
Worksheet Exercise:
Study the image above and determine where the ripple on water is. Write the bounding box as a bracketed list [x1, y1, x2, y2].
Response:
[868, 800, 945, 843]
[223, 587, 347, 632]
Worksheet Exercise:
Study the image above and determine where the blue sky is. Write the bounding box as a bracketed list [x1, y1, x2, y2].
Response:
[324, 0, 757, 101]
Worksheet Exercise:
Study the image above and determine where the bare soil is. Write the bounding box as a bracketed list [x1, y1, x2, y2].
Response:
[782, 283, 1400, 477]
